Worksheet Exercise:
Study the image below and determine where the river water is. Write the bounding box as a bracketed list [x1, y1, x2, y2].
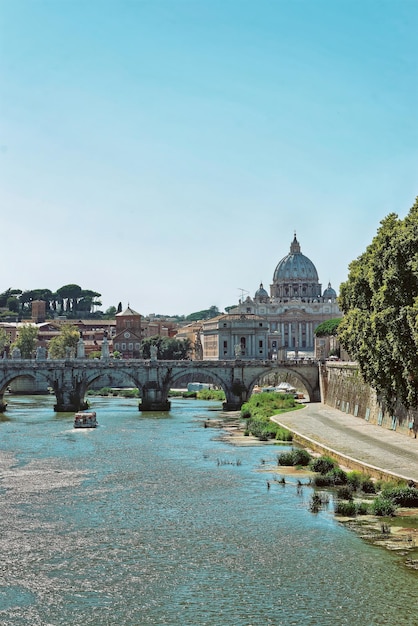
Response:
[0, 395, 416, 625]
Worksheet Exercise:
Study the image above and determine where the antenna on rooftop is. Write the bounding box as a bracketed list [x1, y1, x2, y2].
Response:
[238, 288, 249, 303]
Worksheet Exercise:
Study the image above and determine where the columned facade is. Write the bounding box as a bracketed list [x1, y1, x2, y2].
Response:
[230, 234, 342, 357]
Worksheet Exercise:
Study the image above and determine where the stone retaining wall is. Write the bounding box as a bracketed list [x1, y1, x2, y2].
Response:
[320, 362, 418, 437]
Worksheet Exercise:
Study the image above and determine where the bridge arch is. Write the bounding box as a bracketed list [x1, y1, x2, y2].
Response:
[162, 367, 230, 400]
[246, 366, 315, 401]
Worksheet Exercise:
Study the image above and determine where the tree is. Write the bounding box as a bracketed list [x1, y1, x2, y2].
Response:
[141, 336, 191, 360]
[315, 318, 342, 337]
[338, 197, 418, 410]
[12, 324, 38, 358]
[0, 327, 10, 353]
[48, 325, 80, 359]
[56, 284, 83, 312]
[7, 296, 19, 313]
[186, 305, 220, 322]
[0, 288, 22, 308]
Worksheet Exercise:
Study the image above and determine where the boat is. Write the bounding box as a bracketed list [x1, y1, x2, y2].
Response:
[74, 411, 98, 428]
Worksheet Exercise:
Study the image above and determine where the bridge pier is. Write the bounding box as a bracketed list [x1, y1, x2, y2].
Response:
[53, 372, 88, 412]
[0, 394, 7, 412]
[140, 387, 171, 412]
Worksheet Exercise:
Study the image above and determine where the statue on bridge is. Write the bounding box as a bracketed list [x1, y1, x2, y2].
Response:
[150, 345, 158, 362]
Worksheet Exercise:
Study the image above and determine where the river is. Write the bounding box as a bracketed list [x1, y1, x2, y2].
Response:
[0, 395, 416, 625]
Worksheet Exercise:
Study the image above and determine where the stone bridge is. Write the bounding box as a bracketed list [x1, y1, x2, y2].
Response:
[0, 358, 320, 412]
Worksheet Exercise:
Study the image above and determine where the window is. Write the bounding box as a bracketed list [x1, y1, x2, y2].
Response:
[122, 343, 126, 350]
[129, 343, 133, 350]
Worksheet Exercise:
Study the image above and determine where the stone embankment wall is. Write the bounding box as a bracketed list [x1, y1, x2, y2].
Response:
[320, 362, 418, 437]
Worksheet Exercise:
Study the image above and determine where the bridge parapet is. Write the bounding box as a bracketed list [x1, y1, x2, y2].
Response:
[0, 358, 320, 412]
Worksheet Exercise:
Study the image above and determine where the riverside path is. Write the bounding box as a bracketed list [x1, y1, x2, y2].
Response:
[272, 402, 418, 483]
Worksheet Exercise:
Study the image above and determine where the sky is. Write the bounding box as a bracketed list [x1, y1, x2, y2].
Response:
[1, 0, 417, 316]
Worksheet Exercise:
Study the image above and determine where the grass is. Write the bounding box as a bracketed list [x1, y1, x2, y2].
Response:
[241, 392, 301, 441]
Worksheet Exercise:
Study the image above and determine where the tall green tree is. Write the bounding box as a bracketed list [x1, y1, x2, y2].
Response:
[141, 336, 191, 360]
[48, 325, 80, 359]
[338, 197, 418, 410]
[12, 325, 38, 358]
[0, 327, 10, 353]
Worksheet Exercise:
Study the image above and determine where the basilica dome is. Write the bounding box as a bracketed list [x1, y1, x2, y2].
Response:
[270, 234, 322, 300]
[323, 282, 337, 300]
[254, 282, 269, 302]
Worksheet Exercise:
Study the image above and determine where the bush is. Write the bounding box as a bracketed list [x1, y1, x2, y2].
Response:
[355, 502, 370, 515]
[346, 471, 362, 490]
[337, 485, 353, 501]
[327, 467, 348, 485]
[381, 486, 418, 507]
[372, 497, 397, 517]
[312, 474, 333, 487]
[335, 500, 357, 516]
[309, 456, 336, 475]
[278, 448, 312, 467]
[360, 478, 376, 494]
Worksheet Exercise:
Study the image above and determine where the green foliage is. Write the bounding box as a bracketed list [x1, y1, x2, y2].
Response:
[185, 305, 220, 322]
[48, 325, 80, 359]
[278, 448, 312, 466]
[309, 456, 336, 475]
[360, 478, 376, 494]
[141, 336, 191, 360]
[327, 467, 348, 485]
[334, 500, 357, 516]
[355, 502, 370, 515]
[346, 471, 363, 490]
[381, 486, 418, 507]
[372, 497, 397, 517]
[0, 327, 10, 353]
[88, 351, 102, 359]
[314, 318, 342, 337]
[11, 324, 38, 358]
[0, 288, 22, 308]
[241, 392, 297, 440]
[338, 197, 418, 410]
[7, 296, 19, 312]
[196, 389, 226, 401]
[336, 485, 354, 500]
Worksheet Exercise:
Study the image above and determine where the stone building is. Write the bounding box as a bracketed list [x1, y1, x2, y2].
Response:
[229, 234, 342, 357]
[113, 306, 143, 358]
[201, 313, 269, 360]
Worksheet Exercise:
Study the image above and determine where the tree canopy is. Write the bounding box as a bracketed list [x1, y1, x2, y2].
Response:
[141, 336, 191, 360]
[314, 318, 342, 337]
[186, 305, 220, 322]
[12, 325, 38, 358]
[48, 325, 80, 359]
[338, 197, 418, 410]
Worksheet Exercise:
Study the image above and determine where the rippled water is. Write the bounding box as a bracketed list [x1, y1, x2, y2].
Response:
[0, 395, 416, 625]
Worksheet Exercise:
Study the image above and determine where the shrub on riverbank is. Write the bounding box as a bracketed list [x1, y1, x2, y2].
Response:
[241, 392, 298, 441]
[278, 448, 312, 466]
[197, 389, 226, 401]
[309, 456, 336, 475]
[381, 486, 418, 507]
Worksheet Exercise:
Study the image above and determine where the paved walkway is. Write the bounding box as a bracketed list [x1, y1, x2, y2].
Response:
[272, 402, 418, 483]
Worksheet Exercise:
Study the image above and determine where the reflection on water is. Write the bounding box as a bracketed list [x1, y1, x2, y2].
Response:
[0, 395, 416, 625]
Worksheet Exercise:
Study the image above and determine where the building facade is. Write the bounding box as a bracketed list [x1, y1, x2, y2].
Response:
[201, 313, 269, 360]
[230, 234, 342, 357]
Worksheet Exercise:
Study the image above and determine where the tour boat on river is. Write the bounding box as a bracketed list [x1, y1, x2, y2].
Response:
[74, 411, 98, 428]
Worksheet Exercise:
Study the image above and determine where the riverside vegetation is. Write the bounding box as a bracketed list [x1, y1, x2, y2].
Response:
[87, 387, 226, 401]
[277, 449, 418, 568]
[240, 392, 301, 441]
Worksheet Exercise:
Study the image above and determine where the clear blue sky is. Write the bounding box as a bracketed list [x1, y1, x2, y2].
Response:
[1, 0, 417, 315]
